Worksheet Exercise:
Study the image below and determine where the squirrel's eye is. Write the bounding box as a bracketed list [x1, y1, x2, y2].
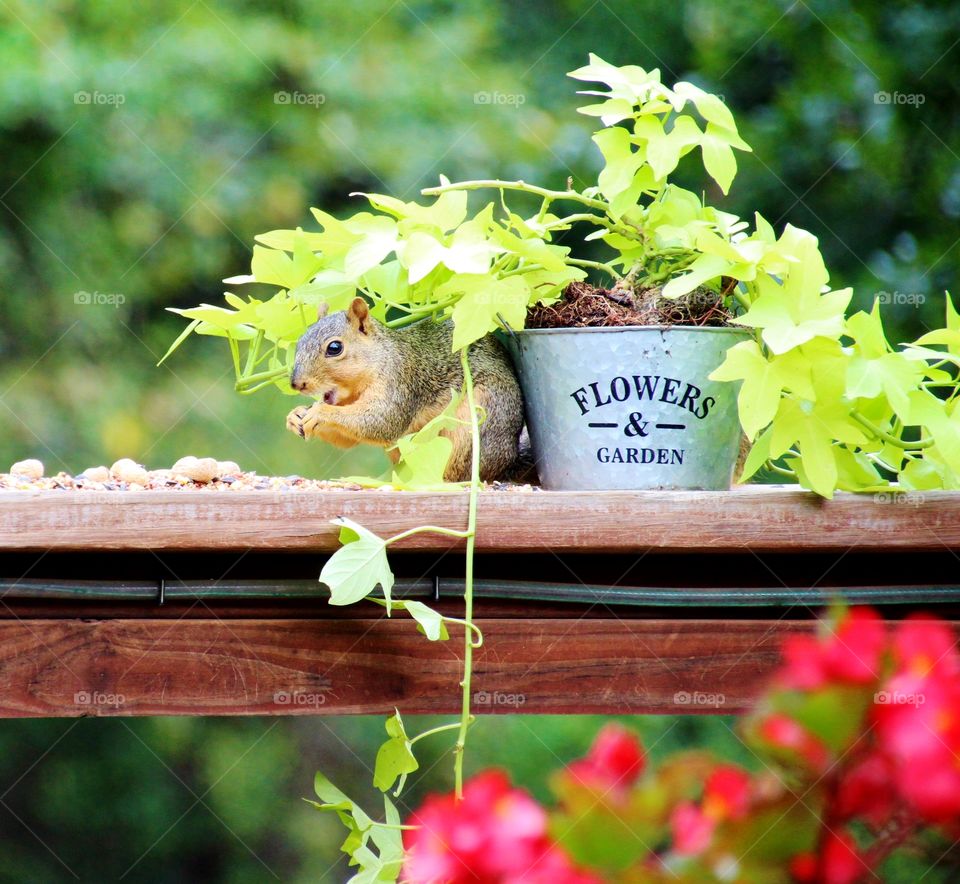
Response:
[325, 340, 344, 357]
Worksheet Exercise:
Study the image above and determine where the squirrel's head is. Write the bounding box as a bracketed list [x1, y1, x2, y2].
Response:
[290, 297, 382, 405]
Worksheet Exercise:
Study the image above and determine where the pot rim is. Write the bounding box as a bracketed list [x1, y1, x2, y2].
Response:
[513, 323, 751, 336]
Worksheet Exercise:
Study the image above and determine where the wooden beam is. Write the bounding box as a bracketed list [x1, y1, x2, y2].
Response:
[0, 616, 818, 717]
[1, 485, 958, 553]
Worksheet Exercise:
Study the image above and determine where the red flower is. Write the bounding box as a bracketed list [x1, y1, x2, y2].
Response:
[403, 771, 599, 884]
[789, 851, 818, 882]
[834, 753, 894, 828]
[791, 833, 868, 884]
[780, 608, 886, 690]
[566, 723, 645, 798]
[702, 765, 751, 822]
[820, 830, 867, 884]
[670, 801, 714, 855]
[758, 714, 829, 771]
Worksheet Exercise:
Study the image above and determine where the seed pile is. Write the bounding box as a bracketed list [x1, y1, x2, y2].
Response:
[1, 458, 539, 492]
[2, 457, 358, 492]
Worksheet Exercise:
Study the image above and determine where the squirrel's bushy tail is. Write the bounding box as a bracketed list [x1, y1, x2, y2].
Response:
[498, 428, 539, 485]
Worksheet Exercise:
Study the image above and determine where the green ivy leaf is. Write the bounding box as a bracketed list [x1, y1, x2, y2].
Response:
[673, 81, 739, 131]
[576, 96, 636, 126]
[373, 711, 420, 793]
[342, 215, 399, 278]
[772, 399, 839, 498]
[447, 275, 531, 350]
[568, 53, 663, 104]
[644, 115, 702, 182]
[662, 253, 731, 298]
[309, 208, 364, 256]
[320, 518, 395, 606]
[308, 774, 403, 882]
[734, 277, 851, 355]
[354, 180, 468, 232]
[738, 425, 772, 482]
[709, 340, 813, 441]
[699, 122, 751, 195]
[403, 600, 450, 641]
[255, 228, 327, 252]
[592, 127, 647, 204]
[370, 598, 451, 641]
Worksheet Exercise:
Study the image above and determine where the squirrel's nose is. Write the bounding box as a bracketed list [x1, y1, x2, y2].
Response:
[290, 374, 307, 392]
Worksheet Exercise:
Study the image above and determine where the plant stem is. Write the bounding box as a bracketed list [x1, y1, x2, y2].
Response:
[543, 212, 636, 237]
[227, 333, 242, 378]
[454, 347, 481, 800]
[382, 295, 459, 321]
[443, 617, 484, 647]
[850, 411, 934, 449]
[386, 525, 472, 544]
[244, 328, 264, 376]
[567, 257, 621, 280]
[768, 462, 797, 478]
[422, 179, 608, 212]
[409, 721, 466, 746]
[235, 366, 288, 390]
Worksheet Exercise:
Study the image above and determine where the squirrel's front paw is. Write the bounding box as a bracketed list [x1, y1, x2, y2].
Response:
[300, 403, 326, 438]
[286, 405, 310, 438]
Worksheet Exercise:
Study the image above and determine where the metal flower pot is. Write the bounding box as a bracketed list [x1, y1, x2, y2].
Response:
[508, 325, 749, 491]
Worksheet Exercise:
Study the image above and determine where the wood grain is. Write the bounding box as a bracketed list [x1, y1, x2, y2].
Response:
[0, 616, 816, 717]
[1, 485, 959, 552]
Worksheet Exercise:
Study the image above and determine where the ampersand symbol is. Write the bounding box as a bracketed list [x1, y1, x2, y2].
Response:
[624, 411, 649, 438]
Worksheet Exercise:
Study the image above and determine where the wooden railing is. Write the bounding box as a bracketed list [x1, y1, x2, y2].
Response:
[0, 486, 957, 718]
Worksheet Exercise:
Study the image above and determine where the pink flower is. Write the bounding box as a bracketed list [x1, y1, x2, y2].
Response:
[873, 615, 960, 822]
[892, 616, 958, 678]
[403, 771, 599, 884]
[566, 723, 645, 798]
[780, 608, 886, 690]
[670, 801, 714, 855]
[758, 714, 829, 771]
[668, 765, 752, 857]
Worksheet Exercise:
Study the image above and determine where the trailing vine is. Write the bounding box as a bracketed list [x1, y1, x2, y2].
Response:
[161, 50, 960, 882]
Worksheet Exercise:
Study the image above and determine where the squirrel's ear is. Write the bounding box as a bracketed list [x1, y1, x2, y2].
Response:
[316, 302, 329, 321]
[347, 297, 370, 334]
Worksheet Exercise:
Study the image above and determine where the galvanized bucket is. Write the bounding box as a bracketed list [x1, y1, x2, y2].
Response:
[507, 325, 749, 491]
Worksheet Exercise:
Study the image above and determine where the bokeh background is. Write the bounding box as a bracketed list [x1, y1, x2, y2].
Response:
[0, 0, 958, 880]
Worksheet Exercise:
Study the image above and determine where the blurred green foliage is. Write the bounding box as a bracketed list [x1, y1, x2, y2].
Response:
[0, 0, 958, 879]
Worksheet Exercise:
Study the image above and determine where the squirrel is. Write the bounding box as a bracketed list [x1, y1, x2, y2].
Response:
[286, 297, 528, 483]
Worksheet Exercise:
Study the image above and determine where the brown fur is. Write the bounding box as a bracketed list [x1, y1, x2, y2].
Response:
[286, 298, 525, 482]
